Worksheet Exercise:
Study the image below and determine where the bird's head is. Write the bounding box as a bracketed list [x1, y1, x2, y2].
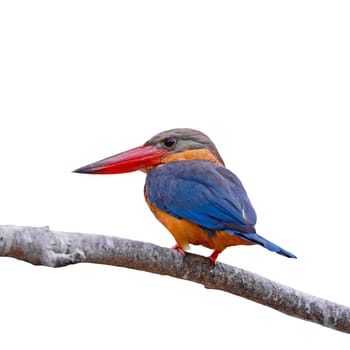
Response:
[73, 128, 224, 174]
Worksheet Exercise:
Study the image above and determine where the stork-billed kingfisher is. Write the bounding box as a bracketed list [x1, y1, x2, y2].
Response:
[74, 128, 296, 263]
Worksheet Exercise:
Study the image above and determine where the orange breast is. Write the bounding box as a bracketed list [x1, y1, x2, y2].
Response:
[144, 188, 253, 252]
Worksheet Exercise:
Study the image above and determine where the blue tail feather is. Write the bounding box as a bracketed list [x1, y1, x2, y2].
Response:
[227, 230, 297, 259]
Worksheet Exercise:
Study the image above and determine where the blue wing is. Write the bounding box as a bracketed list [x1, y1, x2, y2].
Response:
[146, 160, 296, 258]
[146, 160, 257, 233]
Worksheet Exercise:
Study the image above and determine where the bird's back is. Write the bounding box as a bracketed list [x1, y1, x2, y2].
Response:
[144, 160, 257, 250]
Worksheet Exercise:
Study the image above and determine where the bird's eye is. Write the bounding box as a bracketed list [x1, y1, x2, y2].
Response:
[164, 137, 176, 148]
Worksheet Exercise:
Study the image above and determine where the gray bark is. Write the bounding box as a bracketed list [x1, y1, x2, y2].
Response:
[0, 224, 349, 334]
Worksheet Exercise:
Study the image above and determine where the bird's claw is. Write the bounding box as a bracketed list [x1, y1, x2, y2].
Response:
[208, 250, 220, 265]
[172, 243, 186, 256]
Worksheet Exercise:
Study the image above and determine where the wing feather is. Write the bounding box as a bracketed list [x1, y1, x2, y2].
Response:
[146, 160, 257, 233]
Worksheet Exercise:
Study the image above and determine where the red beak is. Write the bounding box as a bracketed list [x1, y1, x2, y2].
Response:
[73, 145, 168, 174]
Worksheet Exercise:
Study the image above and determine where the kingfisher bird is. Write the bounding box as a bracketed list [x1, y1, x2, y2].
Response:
[74, 128, 296, 264]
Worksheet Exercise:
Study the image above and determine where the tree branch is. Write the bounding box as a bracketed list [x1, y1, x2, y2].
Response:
[0, 225, 349, 334]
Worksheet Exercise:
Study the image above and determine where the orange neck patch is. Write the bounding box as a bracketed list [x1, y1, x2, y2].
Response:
[162, 149, 223, 166]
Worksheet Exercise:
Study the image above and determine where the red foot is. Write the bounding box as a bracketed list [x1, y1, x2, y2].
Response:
[208, 250, 221, 265]
[172, 243, 185, 256]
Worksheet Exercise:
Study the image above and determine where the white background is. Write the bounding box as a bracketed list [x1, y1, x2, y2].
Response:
[1, 1, 349, 348]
